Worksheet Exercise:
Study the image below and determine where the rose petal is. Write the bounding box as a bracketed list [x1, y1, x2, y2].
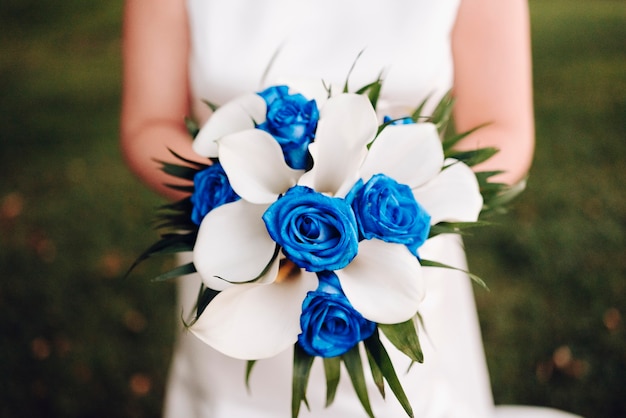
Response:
[299, 94, 378, 195]
[193, 200, 278, 291]
[192, 93, 267, 157]
[413, 159, 483, 224]
[218, 129, 303, 204]
[359, 123, 444, 188]
[190, 270, 318, 359]
[336, 239, 424, 324]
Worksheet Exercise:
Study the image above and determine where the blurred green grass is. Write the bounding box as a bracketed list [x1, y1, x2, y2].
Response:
[0, 1, 624, 417]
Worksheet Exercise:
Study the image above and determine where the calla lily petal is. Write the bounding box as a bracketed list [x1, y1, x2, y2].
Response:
[218, 130, 303, 204]
[359, 123, 444, 188]
[190, 270, 318, 359]
[193, 200, 277, 291]
[299, 94, 378, 195]
[336, 239, 424, 324]
[413, 159, 483, 225]
[192, 93, 267, 157]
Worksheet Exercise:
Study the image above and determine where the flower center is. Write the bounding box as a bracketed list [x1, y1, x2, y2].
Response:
[275, 259, 300, 284]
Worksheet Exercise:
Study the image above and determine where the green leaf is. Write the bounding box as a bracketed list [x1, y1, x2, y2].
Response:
[152, 262, 196, 282]
[195, 286, 220, 318]
[184, 117, 200, 138]
[364, 342, 385, 397]
[378, 320, 423, 364]
[475, 170, 505, 183]
[245, 360, 256, 392]
[343, 50, 365, 93]
[170, 148, 213, 168]
[355, 74, 384, 109]
[441, 123, 489, 152]
[487, 177, 527, 207]
[158, 149, 209, 182]
[410, 94, 432, 122]
[149, 238, 194, 255]
[159, 161, 200, 181]
[420, 258, 489, 291]
[364, 332, 414, 418]
[162, 183, 195, 193]
[341, 345, 375, 418]
[153, 218, 196, 233]
[292, 344, 315, 418]
[446, 147, 499, 167]
[429, 91, 454, 134]
[125, 233, 195, 278]
[201, 100, 219, 113]
[323, 356, 341, 407]
[428, 220, 491, 238]
[260, 45, 284, 88]
[180, 285, 220, 328]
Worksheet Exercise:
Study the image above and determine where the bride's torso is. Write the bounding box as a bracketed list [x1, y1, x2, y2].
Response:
[187, 0, 461, 121]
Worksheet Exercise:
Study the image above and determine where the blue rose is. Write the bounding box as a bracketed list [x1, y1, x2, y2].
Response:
[257, 85, 319, 170]
[262, 185, 359, 272]
[347, 174, 431, 256]
[189, 163, 240, 225]
[298, 271, 376, 358]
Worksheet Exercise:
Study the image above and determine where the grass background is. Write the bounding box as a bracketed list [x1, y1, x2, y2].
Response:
[0, 1, 624, 417]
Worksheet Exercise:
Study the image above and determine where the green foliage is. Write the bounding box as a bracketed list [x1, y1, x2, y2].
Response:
[323, 356, 341, 406]
[379, 319, 424, 363]
[291, 345, 314, 418]
[364, 332, 414, 417]
[341, 346, 375, 418]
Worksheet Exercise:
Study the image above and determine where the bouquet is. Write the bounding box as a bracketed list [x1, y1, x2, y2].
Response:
[129, 75, 521, 417]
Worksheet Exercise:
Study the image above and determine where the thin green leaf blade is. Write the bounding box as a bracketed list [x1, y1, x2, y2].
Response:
[378, 320, 423, 364]
[441, 122, 489, 152]
[364, 332, 414, 418]
[159, 161, 200, 181]
[341, 345, 375, 418]
[194, 286, 220, 319]
[364, 340, 385, 398]
[245, 360, 256, 392]
[446, 147, 499, 167]
[323, 356, 341, 407]
[292, 344, 315, 418]
[420, 258, 489, 291]
[152, 262, 196, 282]
[125, 233, 195, 277]
[410, 94, 432, 121]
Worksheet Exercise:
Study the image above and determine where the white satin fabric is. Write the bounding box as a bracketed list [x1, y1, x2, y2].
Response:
[163, 1, 582, 416]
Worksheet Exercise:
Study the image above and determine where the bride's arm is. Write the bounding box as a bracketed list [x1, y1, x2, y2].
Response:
[452, 0, 534, 185]
[120, 0, 200, 200]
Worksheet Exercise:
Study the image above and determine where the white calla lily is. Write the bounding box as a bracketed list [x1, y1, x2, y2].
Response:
[192, 93, 267, 157]
[190, 270, 318, 359]
[193, 200, 279, 291]
[299, 94, 378, 195]
[336, 239, 424, 324]
[359, 123, 444, 188]
[218, 130, 303, 204]
[412, 159, 483, 224]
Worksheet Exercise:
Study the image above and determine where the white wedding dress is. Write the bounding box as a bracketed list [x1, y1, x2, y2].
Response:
[163, 1, 582, 417]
